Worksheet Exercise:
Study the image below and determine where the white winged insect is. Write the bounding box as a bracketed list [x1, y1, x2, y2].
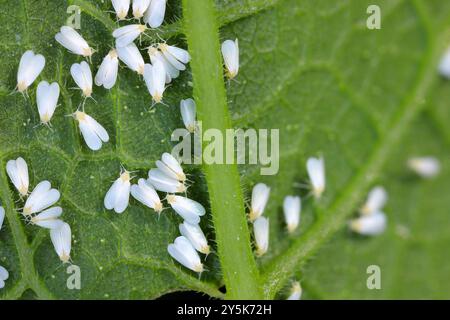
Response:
[166, 195, 205, 225]
[167, 236, 203, 273]
[157, 43, 190, 72]
[36, 81, 60, 125]
[179, 221, 210, 255]
[350, 211, 387, 236]
[249, 183, 270, 221]
[283, 195, 301, 233]
[306, 157, 325, 199]
[113, 24, 147, 48]
[50, 221, 72, 263]
[104, 169, 132, 214]
[55, 26, 94, 58]
[95, 49, 119, 89]
[221, 39, 239, 79]
[143, 0, 167, 28]
[132, 0, 151, 19]
[0, 206, 4, 232]
[156, 153, 186, 183]
[130, 178, 163, 214]
[70, 61, 93, 99]
[0, 265, 9, 289]
[143, 60, 166, 104]
[254, 216, 269, 256]
[148, 168, 186, 193]
[111, 0, 130, 20]
[6, 157, 29, 197]
[73, 111, 109, 151]
[180, 98, 196, 133]
[23, 181, 60, 216]
[287, 282, 302, 300]
[16, 50, 45, 93]
[30, 206, 63, 229]
[148, 46, 179, 83]
[360, 186, 387, 216]
[407, 157, 441, 178]
[117, 43, 145, 75]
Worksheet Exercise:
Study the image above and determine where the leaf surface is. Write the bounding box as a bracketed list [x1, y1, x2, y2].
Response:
[0, 0, 449, 299]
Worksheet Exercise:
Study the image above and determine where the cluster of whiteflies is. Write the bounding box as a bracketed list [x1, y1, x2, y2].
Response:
[349, 156, 441, 236]
[4, 158, 71, 266]
[15, 1, 239, 154]
[14, 49, 111, 151]
[244, 154, 439, 298]
[249, 157, 325, 259]
[102, 151, 208, 273]
[112, 0, 167, 26]
[10, 0, 241, 277]
[245, 157, 325, 299]
[350, 186, 388, 236]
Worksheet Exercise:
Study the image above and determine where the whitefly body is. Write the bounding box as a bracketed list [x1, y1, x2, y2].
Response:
[179, 221, 210, 255]
[361, 186, 387, 216]
[221, 39, 239, 79]
[158, 43, 190, 72]
[0, 206, 4, 232]
[70, 61, 93, 98]
[0, 265, 9, 289]
[117, 43, 145, 75]
[143, 60, 166, 103]
[143, 0, 167, 28]
[6, 157, 29, 197]
[31, 206, 63, 229]
[283, 195, 301, 233]
[306, 157, 325, 199]
[95, 49, 119, 89]
[249, 183, 270, 221]
[148, 46, 179, 83]
[132, 0, 151, 18]
[50, 221, 72, 263]
[287, 282, 302, 300]
[180, 98, 196, 133]
[104, 170, 132, 214]
[16, 50, 45, 92]
[253, 216, 269, 256]
[168, 236, 203, 273]
[113, 24, 147, 48]
[439, 47, 450, 78]
[148, 168, 186, 193]
[156, 152, 186, 183]
[408, 157, 441, 178]
[36, 81, 60, 124]
[111, 0, 130, 20]
[130, 178, 163, 213]
[55, 26, 93, 57]
[167, 195, 205, 225]
[350, 211, 387, 236]
[23, 180, 60, 216]
[74, 111, 109, 151]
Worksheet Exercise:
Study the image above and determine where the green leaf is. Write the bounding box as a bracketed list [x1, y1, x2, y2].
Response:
[0, 0, 449, 299]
